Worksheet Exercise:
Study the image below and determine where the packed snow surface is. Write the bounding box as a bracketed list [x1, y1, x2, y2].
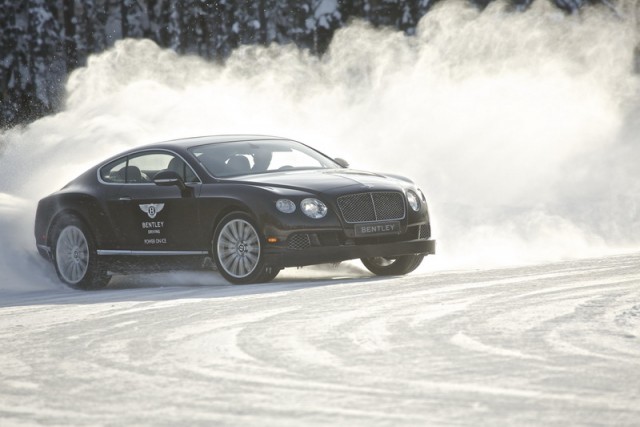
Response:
[1, 253, 639, 426]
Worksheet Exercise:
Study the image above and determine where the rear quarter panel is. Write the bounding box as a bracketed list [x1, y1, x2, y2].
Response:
[35, 174, 122, 250]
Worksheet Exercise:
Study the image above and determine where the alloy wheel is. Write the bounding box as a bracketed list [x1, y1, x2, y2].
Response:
[55, 225, 90, 284]
[216, 219, 261, 278]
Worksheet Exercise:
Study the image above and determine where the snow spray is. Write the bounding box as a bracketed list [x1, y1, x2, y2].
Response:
[0, 1, 638, 292]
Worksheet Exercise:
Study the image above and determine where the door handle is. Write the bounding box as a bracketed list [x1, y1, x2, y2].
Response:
[119, 197, 132, 201]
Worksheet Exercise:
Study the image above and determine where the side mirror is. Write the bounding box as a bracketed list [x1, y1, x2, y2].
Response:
[334, 158, 349, 168]
[153, 170, 182, 186]
[153, 170, 192, 197]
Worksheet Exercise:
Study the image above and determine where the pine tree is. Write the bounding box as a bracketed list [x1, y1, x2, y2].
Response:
[210, 1, 234, 59]
[159, 0, 183, 51]
[0, 2, 28, 126]
[79, 0, 109, 56]
[62, 0, 78, 70]
[121, 0, 146, 38]
[27, 0, 63, 119]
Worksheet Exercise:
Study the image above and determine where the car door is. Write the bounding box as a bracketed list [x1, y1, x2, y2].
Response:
[102, 151, 203, 252]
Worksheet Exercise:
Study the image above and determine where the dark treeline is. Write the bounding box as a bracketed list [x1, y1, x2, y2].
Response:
[0, 0, 601, 129]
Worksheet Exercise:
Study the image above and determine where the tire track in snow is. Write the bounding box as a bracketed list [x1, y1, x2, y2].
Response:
[1, 254, 639, 425]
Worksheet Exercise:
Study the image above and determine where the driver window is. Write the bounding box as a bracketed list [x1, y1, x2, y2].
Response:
[166, 157, 199, 183]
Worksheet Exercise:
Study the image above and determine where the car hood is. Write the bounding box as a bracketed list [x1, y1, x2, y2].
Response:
[234, 169, 412, 193]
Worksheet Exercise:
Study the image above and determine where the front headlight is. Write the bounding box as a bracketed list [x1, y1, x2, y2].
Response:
[276, 199, 296, 213]
[407, 190, 420, 212]
[300, 198, 327, 219]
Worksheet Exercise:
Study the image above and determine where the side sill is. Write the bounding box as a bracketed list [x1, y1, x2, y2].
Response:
[97, 250, 209, 256]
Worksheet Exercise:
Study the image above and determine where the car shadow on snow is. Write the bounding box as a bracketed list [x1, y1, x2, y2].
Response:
[0, 262, 393, 308]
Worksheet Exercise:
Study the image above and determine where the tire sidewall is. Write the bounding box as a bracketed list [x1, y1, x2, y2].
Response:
[51, 215, 107, 290]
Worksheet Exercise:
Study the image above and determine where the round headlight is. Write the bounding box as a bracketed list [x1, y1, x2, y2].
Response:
[300, 198, 327, 219]
[276, 199, 296, 213]
[407, 191, 420, 212]
[417, 188, 426, 202]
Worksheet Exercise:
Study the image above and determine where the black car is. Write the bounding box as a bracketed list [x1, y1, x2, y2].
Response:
[35, 135, 435, 289]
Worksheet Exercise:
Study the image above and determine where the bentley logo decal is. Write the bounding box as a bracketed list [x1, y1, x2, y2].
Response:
[139, 203, 165, 219]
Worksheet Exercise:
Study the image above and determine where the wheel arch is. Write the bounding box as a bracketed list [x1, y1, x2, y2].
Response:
[47, 209, 95, 248]
[42, 193, 115, 250]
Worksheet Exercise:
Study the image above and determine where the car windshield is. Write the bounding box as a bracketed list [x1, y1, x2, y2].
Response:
[188, 139, 340, 178]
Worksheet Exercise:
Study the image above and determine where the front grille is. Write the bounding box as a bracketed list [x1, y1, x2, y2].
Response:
[337, 192, 405, 223]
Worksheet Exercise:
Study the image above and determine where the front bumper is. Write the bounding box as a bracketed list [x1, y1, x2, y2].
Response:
[264, 238, 436, 268]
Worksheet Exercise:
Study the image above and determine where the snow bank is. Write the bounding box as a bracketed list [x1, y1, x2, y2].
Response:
[0, 2, 638, 292]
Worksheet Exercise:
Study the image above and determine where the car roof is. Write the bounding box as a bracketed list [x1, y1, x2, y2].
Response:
[152, 134, 286, 150]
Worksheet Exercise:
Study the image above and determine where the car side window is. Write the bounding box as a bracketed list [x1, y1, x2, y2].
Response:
[127, 153, 174, 183]
[100, 158, 128, 183]
[100, 152, 200, 184]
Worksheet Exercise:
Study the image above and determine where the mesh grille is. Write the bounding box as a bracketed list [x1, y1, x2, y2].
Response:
[287, 234, 311, 250]
[373, 192, 405, 220]
[337, 193, 375, 223]
[337, 192, 405, 223]
[419, 224, 431, 239]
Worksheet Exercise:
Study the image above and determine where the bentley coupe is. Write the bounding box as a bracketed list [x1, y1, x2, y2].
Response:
[35, 135, 435, 289]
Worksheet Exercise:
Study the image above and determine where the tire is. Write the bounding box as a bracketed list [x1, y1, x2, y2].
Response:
[52, 215, 110, 290]
[360, 254, 424, 276]
[213, 212, 280, 284]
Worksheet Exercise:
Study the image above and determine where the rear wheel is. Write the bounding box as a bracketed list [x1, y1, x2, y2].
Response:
[213, 212, 280, 284]
[52, 215, 110, 290]
[361, 254, 424, 276]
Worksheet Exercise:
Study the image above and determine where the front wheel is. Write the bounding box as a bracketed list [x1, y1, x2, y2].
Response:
[213, 212, 280, 284]
[52, 215, 110, 290]
[361, 254, 424, 276]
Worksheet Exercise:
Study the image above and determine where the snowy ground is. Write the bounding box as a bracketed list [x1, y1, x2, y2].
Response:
[1, 254, 639, 426]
